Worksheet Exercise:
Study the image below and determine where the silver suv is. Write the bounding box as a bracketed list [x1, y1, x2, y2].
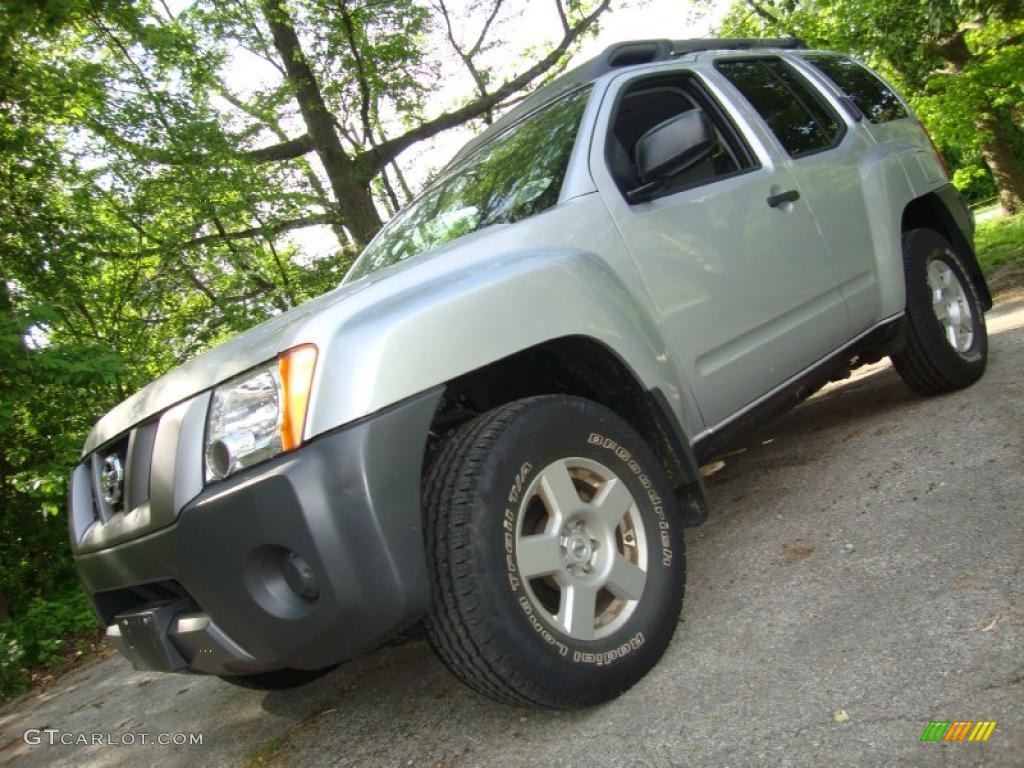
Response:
[70, 38, 990, 707]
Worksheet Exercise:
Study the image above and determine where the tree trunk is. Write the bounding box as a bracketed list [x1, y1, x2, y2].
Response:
[259, 0, 383, 244]
[977, 116, 1024, 215]
[932, 31, 1024, 215]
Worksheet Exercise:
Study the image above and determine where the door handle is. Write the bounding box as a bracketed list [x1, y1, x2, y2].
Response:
[767, 189, 800, 207]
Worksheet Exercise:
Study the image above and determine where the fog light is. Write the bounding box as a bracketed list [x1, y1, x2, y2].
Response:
[244, 546, 318, 619]
[282, 551, 319, 602]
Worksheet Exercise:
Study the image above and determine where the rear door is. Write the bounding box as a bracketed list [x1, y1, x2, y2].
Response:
[591, 65, 850, 429]
[716, 55, 882, 334]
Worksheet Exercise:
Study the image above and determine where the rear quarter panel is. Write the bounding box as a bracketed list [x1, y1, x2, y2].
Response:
[791, 53, 950, 321]
[856, 128, 919, 318]
[860, 117, 957, 318]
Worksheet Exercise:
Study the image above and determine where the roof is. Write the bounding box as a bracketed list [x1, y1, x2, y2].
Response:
[449, 37, 807, 166]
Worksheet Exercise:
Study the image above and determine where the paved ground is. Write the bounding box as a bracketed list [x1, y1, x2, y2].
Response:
[3, 300, 1023, 768]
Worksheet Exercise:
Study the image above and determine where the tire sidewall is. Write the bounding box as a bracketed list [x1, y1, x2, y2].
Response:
[904, 229, 987, 371]
[463, 397, 684, 695]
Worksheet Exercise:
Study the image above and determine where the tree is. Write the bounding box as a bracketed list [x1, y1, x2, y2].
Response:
[247, 0, 611, 243]
[714, 0, 1024, 213]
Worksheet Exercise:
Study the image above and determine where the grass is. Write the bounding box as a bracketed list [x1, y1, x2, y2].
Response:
[975, 212, 1024, 273]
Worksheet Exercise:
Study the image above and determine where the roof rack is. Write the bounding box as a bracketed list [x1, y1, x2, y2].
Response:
[584, 37, 808, 79]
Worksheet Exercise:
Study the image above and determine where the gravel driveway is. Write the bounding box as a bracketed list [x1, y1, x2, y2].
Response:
[3, 299, 1022, 768]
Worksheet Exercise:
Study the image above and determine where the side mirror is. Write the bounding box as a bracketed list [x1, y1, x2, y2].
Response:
[628, 109, 716, 203]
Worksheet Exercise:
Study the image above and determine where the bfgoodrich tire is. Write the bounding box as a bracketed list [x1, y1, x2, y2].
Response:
[423, 395, 685, 709]
[891, 228, 988, 394]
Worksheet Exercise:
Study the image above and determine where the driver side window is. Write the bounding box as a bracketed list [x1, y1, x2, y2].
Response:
[607, 73, 756, 201]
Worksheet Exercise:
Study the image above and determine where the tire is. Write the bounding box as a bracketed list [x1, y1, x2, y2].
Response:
[218, 666, 335, 691]
[423, 395, 685, 709]
[891, 228, 987, 395]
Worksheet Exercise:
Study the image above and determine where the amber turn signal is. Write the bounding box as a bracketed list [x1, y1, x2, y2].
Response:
[278, 344, 318, 451]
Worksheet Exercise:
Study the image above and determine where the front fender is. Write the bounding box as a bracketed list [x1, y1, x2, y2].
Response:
[291, 213, 693, 441]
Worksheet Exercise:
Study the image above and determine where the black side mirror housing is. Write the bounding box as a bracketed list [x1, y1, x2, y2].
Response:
[628, 109, 716, 203]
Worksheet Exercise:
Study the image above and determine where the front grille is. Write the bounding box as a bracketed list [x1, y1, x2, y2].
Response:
[90, 435, 129, 520]
[84, 420, 158, 523]
[70, 391, 212, 553]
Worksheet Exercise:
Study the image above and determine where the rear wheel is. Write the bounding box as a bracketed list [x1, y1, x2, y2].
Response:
[891, 228, 987, 394]
[423, 395, 685, 708]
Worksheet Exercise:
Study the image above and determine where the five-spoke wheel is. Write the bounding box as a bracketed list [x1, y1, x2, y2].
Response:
[926, 259, 975, 354]
[424, 395, 685, 708]
[515, 457, 648, 641]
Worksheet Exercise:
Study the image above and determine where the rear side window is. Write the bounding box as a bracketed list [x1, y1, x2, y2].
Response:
[716, 57, 843, 157]
[803, 55, 908, 123]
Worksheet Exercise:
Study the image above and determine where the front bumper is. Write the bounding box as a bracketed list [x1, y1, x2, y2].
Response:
[73, 388, 443, 676]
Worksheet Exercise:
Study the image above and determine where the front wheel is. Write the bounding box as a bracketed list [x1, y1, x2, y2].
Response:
[423, 395, 685, 709]
[891, 228, 988, 395]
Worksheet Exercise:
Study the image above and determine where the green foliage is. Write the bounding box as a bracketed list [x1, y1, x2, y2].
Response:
[0, 1, 342, 638]
[948, 148, 999, 204]
[975, 212, 1024, 272]
[0, 586, 100, 700]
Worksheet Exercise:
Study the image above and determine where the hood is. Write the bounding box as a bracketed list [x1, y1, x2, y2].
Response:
[81, 279, 369, 456]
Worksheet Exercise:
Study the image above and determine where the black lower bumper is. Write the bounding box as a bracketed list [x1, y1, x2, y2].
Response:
[73, 388, 443, 676]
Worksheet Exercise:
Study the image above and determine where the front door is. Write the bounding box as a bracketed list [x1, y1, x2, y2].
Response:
[592, 65, 850, 428]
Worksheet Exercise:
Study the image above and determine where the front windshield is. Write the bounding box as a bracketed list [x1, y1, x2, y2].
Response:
[346, 87, 591, 282]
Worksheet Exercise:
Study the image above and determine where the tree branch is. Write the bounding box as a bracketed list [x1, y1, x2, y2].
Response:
[93, 18, 173, 133]
[554, 0, 570, 34]
[745, 0, 781, 27]
[244, 132, 315, 161]
[1001, 31, 1024, 48]
[185, 269, 218, 304]
[181, 213, 337, 249]
[219, 85, 348, 242]
[470, 0, 506, 56]
[336, 0, 375, 144]
[364, 0, 610, 172]
[435, 0, 495, 122]
[238, 41, 288, 78]
[85, 118, 195, 164]
[931, 26, 973, 71]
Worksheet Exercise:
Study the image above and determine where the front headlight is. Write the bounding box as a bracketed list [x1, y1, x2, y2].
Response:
[204, 345, 317, 483]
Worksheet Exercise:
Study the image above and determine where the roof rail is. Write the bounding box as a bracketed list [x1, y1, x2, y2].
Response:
[670, 37, 808, 56]
[446, 37, 807, 168]
[584, 37, 808, 78]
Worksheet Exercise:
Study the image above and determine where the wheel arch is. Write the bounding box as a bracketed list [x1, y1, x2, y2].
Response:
[901, 188, 992, 311]
[428, 334, 708, 526]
